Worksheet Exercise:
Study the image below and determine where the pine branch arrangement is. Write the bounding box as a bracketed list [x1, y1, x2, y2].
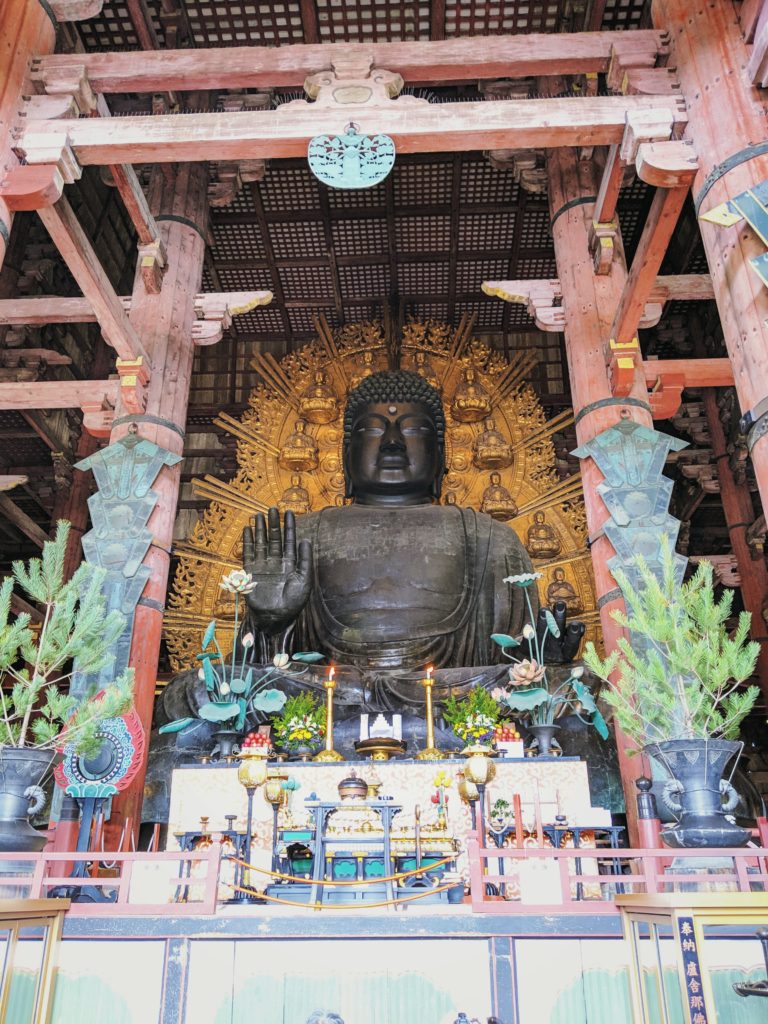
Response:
[0, 521, 133, 755]
[583, 539, 760, 750]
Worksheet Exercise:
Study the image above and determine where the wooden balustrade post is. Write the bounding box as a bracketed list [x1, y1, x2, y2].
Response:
[466, 832, 485, 910]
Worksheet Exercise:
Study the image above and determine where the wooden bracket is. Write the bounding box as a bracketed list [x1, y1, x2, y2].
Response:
[12, 131, 82, 185]
[635, 139, 698, 188]
[481, 279, 563, 331]
[619, 109, 675, 165]
[208, 159, 266, 207]
[589, 219, 618, 274]
[138, 238, 167, 295]
[115, 357, 149, 414]
[80, 399, 115, 439]
[607, 336, 641, 397]
[648, 371, 686, 419]
[298, 62, 427, 110]
[191, 290, 273, 346]
[47, 1, 105, 21]
[606, 35, 668, 94]
[40, 63, 97, 114]
[486, 148, 547, 194]
[0, 165, 65, 212]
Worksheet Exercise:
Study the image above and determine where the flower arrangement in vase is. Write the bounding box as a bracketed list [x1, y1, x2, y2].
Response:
[443, 686, 500, 750]
[490, 571, 608, 755]
[160, 569, 324, 741]
[271, 691, 327, 756]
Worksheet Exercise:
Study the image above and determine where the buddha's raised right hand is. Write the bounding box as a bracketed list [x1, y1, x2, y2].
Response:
[242, 508, 313, 635]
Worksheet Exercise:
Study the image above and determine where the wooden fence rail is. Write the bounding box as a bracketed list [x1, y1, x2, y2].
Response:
[0, 844, 223, 916]
[465, 835, 768, 914]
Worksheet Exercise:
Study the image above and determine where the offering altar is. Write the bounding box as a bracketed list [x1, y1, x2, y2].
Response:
[166, 757, 604, 894]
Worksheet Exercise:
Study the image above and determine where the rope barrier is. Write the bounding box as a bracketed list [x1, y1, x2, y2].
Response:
[226, 852, 457, 886]
[225, 879, 460, 910]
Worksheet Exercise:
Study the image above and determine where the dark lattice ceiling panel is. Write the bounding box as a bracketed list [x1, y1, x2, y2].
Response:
[395, 215, 452, 253]
[444, 0, 566, 36]
[458, 213, 516, 252]
[185, 1, 306, 46]
[260, 169, 322, 212]
[339, 263, 391, 301]
[599, 0, 650, 31]
[460, 159, 520, 206]
[331, 218, 389, 256]
[394, 160, 454, 207]
[279, 264, 335, 300]
[316, 0, 431, 42]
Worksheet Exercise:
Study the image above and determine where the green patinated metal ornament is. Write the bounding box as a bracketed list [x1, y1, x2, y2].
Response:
[308, 123, 395, 189]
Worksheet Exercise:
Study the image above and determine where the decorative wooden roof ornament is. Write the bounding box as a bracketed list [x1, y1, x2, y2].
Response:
[308, 122, 395, 189]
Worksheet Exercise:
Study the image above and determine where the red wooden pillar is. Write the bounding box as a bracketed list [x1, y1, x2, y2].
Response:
[107, 164, 208, 839]
[702, 388, 768, 701]
[652, 0, 768, 522]
[0, 2, 56, 268]
[548, 147, 656, 845]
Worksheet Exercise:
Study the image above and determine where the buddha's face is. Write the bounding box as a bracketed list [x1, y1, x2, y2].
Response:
[346, 400, 442, 505]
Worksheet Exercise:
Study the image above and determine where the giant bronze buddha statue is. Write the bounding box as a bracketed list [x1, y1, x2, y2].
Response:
[240, 371, 582, 690]
[156, 371, 583, 743]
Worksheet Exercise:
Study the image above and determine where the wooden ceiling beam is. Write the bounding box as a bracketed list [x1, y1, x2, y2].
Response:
[0, 494, 50, 549]
[32, 30, 667, 94]
[36, 197, 148, 363]
[0, 379, 119, 411]
[18, 95, 687, 166]
[0, 290, 272, 326]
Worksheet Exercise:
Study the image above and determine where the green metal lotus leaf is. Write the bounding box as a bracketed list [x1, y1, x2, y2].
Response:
[199, 701, 240, 722]
[236, 697, 248, 732]
[229, 677, 248, 695]
[502, 686, 550, 711]
[591, 706, 610, 740]
[490, 633, 520, 649]
[572, 678, 596, 713]
[291, 652, 325, 663]
[158, 717, 196, 734]
[252, 688, 287, 712]
[544, 610, 560, 639]
[202, 658, 216, 691]
[202, 620, 217, 650]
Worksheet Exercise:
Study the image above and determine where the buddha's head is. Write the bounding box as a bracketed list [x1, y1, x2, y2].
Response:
[343, 370, 445, 505]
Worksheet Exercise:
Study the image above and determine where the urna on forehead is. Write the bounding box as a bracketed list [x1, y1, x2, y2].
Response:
[343, 370, 446, 442]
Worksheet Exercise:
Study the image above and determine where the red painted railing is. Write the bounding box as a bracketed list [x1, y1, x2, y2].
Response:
[465, 834, 768, 914]
[0, 843, 223, 916]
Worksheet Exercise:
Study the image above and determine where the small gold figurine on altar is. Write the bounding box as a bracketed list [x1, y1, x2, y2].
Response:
[472, 417, 513, 470]
[480, 471, 517, 521]
[525, 510, 561, 559]
[278, 419, 319, 472]
[546, 567, 582, 613]
[299, 369, 338, 424]
[451, 366, 492, 423]
[278, 474, 311, 516]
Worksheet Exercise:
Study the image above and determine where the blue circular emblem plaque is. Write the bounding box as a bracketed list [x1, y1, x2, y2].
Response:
[308, 123, 396, 189]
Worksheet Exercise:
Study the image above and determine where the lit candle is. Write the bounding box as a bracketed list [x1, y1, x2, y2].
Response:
[416, 665, 442, 760]
[328, 666, 335, 684]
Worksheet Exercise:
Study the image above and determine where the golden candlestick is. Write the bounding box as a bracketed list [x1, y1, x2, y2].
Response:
[416, 666, 443, 760]
[314, 666, 344, 762]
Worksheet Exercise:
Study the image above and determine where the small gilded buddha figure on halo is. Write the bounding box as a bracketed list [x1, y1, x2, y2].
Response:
[525, 510, 561, 559]
[411, 349, 441, 393]
[278, 474, 311, 516]
[546, 566, 582, 614]
[472, 417, 513, 470]
[451, 365, 492, 423]
[298, 369, 338, 424]
[480, 471, 517, 521]
[349, 349, 377, 389]
[278, 419, 319, 472]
